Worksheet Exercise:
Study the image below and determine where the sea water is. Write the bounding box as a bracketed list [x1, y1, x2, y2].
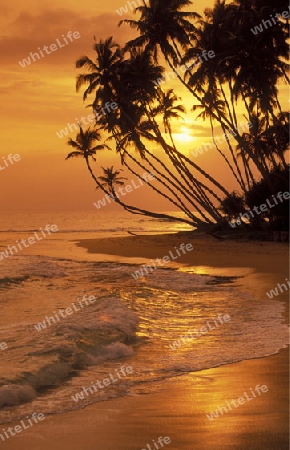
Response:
[0, 211, 288, 424]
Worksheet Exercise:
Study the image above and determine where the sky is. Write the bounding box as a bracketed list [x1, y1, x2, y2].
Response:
[0, 0, 288, 212]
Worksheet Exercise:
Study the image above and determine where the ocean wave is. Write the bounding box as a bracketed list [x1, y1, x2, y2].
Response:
[0, 297, 138, 411]
[0, 254, 288, 424]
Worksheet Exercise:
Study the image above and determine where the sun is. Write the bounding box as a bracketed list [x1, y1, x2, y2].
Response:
[173, 126, 195, 143]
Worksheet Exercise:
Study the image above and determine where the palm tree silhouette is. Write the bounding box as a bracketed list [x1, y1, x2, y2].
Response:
[97, 166, 127, 199]
[66, 127, 106, 161]
[190, 0, 289, 172]
[74, 34, 230, 226]
[66, 123, 199, 227]
[120, 0, 200, 65]
[70, 0, 289, 230]
[76, 37, 121, 103]
[66, 126, 110, 191]
[154, 89, 185, 140]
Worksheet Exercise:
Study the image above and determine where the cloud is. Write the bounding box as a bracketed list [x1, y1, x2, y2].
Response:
[1, 9, 134, 66]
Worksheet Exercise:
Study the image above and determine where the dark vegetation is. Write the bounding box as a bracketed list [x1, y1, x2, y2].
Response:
[66, 0, 289, 236]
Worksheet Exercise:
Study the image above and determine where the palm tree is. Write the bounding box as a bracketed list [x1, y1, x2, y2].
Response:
[263, 114, 289, 169]
[76, 37, 121, 100]
[75, 42, 201, 222]
[121, 0, 246, 145]
[194, 0, 289, 114]
[182, 0, 289, 189]
[66, 126, 107, 161]
[66, 123, 200, 228]
[154, 89, 185, 139]
[66, 126, 109, 189]
[75, 30, 233, 219]
[120, 0, 200, 65]
[236, 113, 288, 177]
[97, 166, 127, 199]
[76, 37, 122, 132]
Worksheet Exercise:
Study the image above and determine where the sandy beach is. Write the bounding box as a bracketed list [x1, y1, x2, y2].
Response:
[1, 233, 289, 450]
[2, 0, 289, 447]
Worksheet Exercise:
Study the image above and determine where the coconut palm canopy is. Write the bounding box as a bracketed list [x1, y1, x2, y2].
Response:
[66, 0, 289, 231]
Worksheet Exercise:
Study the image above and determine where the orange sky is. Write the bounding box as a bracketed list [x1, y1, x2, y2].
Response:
[0, 0, 288, 211]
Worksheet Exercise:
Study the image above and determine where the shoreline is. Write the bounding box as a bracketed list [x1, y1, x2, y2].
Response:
[76, 231, 289, 268]
[1, 233, 288, 450]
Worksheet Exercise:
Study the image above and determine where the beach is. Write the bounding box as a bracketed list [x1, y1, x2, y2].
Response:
[2, 0, 289, 448]
[0, 232, 288, 450]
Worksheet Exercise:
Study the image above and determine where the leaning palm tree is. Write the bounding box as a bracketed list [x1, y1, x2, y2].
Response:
[120, 0, 247, 147]
[191, 0, 289, 168]
[66, 126, 109, 189]
[121, 0, 289, 189]
[74, 34, 232, 226]
[66, 126, 200, 226]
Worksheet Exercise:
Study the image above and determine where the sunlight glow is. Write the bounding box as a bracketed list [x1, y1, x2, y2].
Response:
[174, 127, 195, 143]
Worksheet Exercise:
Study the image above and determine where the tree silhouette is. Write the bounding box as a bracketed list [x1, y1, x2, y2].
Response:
[66, 0, 289, 231]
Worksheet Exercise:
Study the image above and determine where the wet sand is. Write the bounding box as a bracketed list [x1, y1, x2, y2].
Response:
[1, 233, 289, 450]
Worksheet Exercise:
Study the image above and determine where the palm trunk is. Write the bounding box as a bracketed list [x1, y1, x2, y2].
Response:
[85, 156, 199, 227]
[123, 151, 211, 224]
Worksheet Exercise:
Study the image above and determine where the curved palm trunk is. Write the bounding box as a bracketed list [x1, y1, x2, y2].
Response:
[162, 122, 222, 218]
[144, 112, 221, 219]
[141, 113, 216, 218]
[164, 55, 231, 129]
[123, 151, 210, 225]
[115, 100, 222, 223]
[209, 117, 246, 192]
[140, 150, 212, 223]
[143, 102, 232, 199]
[146, 119, 224, 221]
[173, 36, 247, 198]
[164, 51, 271, 183]
[112, 124, 209, 222]
[85, 154, 201, 228]
[220, 124, 249, 192]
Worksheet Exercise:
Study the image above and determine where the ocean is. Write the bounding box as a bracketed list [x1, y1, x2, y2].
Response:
[0, 211, 288, 424]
